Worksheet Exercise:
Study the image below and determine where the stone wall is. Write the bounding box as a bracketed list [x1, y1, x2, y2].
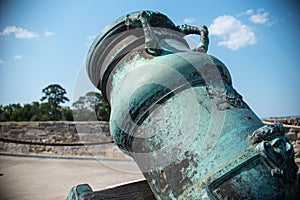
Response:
[1, 117, 300, 158]
[0, 121, 128, 158]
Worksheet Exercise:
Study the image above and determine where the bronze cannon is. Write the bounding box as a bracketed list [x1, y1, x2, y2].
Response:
[83, 10, 299, 199]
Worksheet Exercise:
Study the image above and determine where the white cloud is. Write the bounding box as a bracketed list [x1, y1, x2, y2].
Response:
[218, 28, 256, 50]
[236, 9, 253, 17]
[237, 9, 271, 26]
[209, 15, 256, 50]
[249, 11, 269, 24]
[44, 31, 54, 36]
[246, 9, 254, 15]
[183, 18, 196, 24]
[14, 55, 23, 60]
[266, 19, 277, 27]
[0, 60, 5, 64]
[0, 26, 38, 39]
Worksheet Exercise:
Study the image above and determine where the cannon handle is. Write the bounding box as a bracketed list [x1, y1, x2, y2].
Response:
[178, 24, 209, 52]
[178, 24, 208, 35]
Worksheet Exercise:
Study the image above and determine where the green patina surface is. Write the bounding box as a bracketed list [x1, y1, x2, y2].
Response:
[82, 10, 299, 199]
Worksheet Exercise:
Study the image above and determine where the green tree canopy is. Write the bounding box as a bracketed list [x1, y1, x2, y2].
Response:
[40, 84, 70, 120]
[72, 91, 110, 121]
[41, 84, 69, 107]
[0, 84, 111, 122]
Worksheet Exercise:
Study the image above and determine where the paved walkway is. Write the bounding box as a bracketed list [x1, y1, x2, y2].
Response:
[1, 154, 299, 200]
[0, 154, 144, 200]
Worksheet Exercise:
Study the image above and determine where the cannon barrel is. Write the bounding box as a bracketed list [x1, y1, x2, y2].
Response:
[86, 10, 299, 199]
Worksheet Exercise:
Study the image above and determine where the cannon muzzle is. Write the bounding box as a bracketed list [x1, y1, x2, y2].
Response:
[86, 10, 299, 199]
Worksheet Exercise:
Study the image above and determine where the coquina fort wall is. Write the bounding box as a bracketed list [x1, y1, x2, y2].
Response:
[0, 117, 299, 158]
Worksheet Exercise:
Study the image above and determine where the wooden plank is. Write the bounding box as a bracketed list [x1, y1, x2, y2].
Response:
[80, 180, 156, 200]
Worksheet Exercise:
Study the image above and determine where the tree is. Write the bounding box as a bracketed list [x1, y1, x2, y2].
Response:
[40, 84, 70, 120]
[61, 107, 74, 121]
[30, 102, 52, 121]
[0, 105, 4, 121]
[22, 102, 40, 121]
[0, 84, 74, 122]
[0, 103, 23, 121]
[72, 91, 110, 121]
[0, 104, 10, 121]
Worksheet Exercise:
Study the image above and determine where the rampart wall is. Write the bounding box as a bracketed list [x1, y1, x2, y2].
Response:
[1, 117, 299, 158]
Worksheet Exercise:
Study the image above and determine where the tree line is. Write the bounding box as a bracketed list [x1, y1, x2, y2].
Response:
[0, 84, 110, 122]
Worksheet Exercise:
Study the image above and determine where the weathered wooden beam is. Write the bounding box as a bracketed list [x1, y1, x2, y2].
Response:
[80, 180, 155, 200]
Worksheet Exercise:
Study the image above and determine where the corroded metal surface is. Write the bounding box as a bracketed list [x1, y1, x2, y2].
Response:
[86, 10, 299, 199]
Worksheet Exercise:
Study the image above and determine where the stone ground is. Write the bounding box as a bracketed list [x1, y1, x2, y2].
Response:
[0, 155, 144, 200]
[0, 155, 299, 200]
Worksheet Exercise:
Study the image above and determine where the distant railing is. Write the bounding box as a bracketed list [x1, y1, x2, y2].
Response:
[261, 121, 300, 129]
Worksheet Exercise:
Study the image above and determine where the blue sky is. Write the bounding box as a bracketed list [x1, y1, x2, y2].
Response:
[0, 0, 299, 118]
